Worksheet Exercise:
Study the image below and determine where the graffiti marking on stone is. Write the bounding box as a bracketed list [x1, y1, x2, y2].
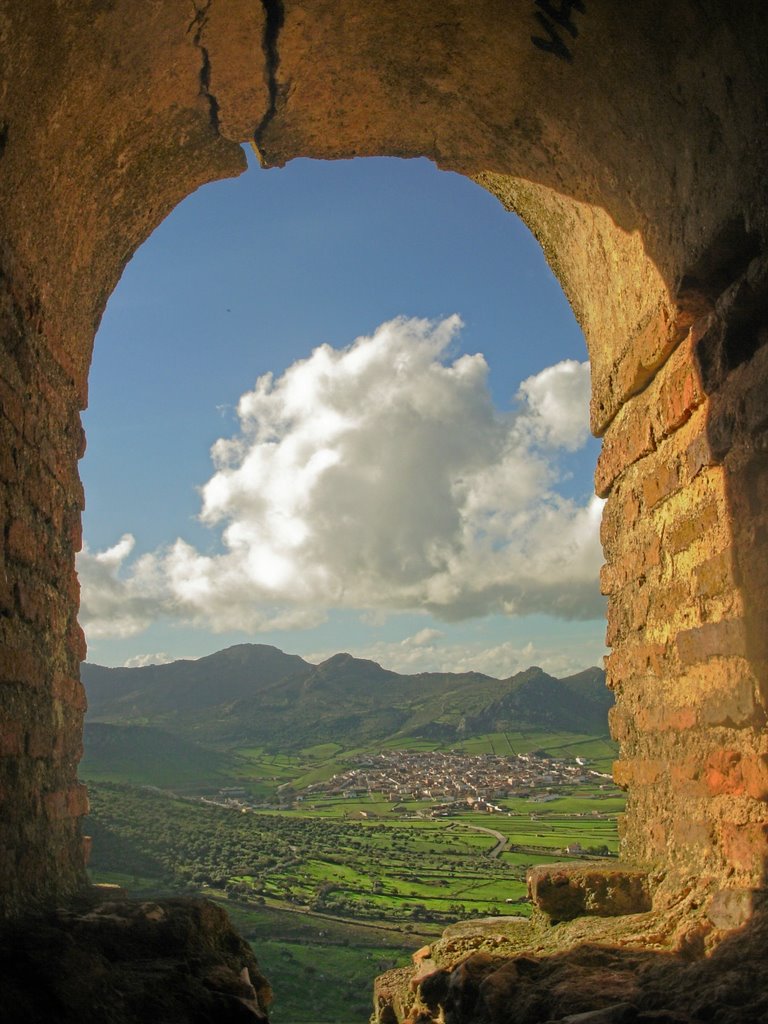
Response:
[531, 0, 585, 62]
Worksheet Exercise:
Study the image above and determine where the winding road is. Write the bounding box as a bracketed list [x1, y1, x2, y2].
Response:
[455, 822, 509, 859]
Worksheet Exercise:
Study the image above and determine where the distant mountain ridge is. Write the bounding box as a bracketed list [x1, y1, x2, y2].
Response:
[82, 644, 310, 716]
[82, 644, 611, 749]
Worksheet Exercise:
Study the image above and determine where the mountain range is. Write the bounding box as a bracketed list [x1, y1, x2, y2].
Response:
[82, 644, 611, 750]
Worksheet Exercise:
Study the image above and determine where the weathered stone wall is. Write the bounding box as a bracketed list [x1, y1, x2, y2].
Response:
[0, 1, 767, 926]
[600, 272, 768, 906]
[0, 0, 249, 917]
[0, 266, 89, 915]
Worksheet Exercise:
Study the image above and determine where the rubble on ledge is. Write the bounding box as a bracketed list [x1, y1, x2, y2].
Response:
[373, 898, 768, 1024]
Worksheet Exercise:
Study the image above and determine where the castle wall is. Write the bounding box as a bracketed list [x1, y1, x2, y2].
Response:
[0, 0, 767, 922]
[600, 283, 768, 905]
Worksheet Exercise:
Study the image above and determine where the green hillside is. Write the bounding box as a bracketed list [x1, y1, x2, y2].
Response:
[80, 723, 239, 790]
[82, 644, 612, 751]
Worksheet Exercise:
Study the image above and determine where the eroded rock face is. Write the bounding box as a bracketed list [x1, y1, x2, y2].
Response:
[527, 863, 652, 923]
[0, 0, 767, 932]
[0, 893, 271, 1023]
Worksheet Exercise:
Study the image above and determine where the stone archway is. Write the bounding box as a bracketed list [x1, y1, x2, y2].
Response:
[1, 1, 767, 935]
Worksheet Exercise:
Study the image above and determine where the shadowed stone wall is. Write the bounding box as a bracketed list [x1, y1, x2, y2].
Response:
[0, 1, 767, 927]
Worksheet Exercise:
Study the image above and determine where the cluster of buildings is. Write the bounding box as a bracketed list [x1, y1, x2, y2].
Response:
[302, 749, 607, 805]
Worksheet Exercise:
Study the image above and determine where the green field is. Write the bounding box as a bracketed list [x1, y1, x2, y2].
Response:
[82, 729, 623, 1023]
[82, 730, 623, 926]
[214, 898, 431, 1022]
[85, 771, 622, 924]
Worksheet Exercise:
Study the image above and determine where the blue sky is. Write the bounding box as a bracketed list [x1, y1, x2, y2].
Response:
[78, 151, 606, 676]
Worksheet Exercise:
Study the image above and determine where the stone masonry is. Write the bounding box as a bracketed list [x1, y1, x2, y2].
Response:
[0, 2, 768, 942]
[599, 271, 768, 907]
[0, 264, 89, 915]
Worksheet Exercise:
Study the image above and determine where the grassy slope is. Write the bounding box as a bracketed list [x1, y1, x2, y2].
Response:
[80, 722, 241, 790]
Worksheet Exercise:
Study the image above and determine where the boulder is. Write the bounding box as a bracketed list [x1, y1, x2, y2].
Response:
[528, 863, 651, 922]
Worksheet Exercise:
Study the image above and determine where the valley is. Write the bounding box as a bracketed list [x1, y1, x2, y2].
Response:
[79, 644, 623, 1023]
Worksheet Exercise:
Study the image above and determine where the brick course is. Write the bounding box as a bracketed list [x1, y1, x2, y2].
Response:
[602, 311, 768, 892]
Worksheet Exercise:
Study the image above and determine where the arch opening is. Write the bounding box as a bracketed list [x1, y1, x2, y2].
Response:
[0, 0, 766, 982]
[78, 152, 604, 675]
[76, 151, 614, 1015]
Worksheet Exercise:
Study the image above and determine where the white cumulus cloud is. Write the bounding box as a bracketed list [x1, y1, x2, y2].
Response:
[122, 652, 175, 669]
[78, 316, 603, 639]
[402, 628, 444, 648]
[78, 534, 167, 638]
[516, 359, 592, 451]
[306, 635, 603, 680]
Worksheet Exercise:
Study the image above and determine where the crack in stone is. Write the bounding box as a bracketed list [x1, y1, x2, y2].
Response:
[188, 0, 221, 134]
[253, 0, 285, 158]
